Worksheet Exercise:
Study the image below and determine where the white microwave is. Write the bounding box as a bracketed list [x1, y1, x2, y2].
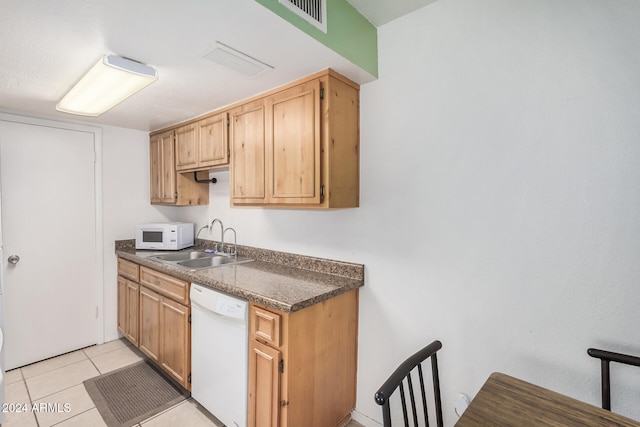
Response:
[135, 222, 194, 250]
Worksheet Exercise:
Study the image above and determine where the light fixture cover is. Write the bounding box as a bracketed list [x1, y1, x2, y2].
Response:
[56, 55, 158, 116]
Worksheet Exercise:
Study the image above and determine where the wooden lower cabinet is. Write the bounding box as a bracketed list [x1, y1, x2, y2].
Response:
[117, 259, 139, 346]
[248, 340, 281, 427]
[138, 284, 191, 389]
[117, 258, 191, 390]
[117, 256, 359, 422]
[138, 286, 161, 363]
[117, 277, 139, 346]
[160, 296, 191, 387]
[248, 289, 359, 427]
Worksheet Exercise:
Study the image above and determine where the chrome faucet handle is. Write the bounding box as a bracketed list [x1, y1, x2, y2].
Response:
[223, 227, 237, 257]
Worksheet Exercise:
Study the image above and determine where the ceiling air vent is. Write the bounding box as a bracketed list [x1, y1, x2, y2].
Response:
[203, 42, 274, 78]
[279, 0, 327, 33]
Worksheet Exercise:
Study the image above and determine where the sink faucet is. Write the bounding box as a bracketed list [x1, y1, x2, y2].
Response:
[209, 218, 224, 252]
[196, 224, 210, 239]
[223, 227, 237, 257]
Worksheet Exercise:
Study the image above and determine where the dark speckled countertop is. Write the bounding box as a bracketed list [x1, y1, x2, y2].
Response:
[115, 239, 364, 313]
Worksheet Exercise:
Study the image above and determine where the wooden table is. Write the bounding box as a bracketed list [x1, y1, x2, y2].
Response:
[455, 372, 640, 426]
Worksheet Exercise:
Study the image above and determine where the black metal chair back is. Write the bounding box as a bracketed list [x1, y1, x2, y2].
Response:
[374, 340, 443, 427]
[588, 347, 640, 411]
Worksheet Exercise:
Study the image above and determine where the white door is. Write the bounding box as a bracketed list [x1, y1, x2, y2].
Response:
[0, 120, 98, 370]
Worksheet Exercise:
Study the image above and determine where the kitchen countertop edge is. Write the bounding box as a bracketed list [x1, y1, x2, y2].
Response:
[115, 240, 364, 313]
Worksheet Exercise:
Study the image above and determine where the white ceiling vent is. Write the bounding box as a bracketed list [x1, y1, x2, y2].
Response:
[203, 42, 274, 78]
[279, 0, 327, 33]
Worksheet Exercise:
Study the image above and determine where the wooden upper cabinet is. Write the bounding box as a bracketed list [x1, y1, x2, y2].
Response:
[149, 69, 358, 209]
[267, 80, 321, 204]
[197, 112, 228, 168]
[175, 123, 198, 171]
[230, 70, 359, 208]
[150, 136, 161, 203]
[149, 129, 209, 206]
[150, 130, 177, 204]
[176, 112, 229, 172]
[229, 99, 266, 204]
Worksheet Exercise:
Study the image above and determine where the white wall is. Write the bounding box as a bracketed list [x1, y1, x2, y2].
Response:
[175, 0, 640, 424]
[101, 125, 175, 341]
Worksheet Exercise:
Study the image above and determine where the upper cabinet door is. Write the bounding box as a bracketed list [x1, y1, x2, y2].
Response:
[150, 130, 177, 204]
[175, 123, 198, 171]
[197, 112, 228, 168]
[266, 80, 321, 205]
[149, 135, 162, 203]
[230, 99, 266, 204]
[159, 132, 177, 204]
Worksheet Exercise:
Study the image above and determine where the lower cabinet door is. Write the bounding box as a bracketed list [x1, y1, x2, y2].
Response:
[117, 277, 127, 337]
[125, 280, 139, 346]
[160, 297, 191, 389]
[248, 339, 281, 427]
[118, 277, 139, 346]
[139, 286, 161, 363]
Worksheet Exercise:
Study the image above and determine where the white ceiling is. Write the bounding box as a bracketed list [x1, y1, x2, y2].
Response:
[0, 0, 433, 131]
[346, 0, 438, 26]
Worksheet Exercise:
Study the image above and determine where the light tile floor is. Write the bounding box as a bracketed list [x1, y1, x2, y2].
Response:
[4, 338, 364, 427]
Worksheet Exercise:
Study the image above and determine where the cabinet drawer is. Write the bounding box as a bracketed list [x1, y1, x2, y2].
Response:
[140, 266, 189, 304]
[118, 258, 140, 282]
[250, 305, 281, 348]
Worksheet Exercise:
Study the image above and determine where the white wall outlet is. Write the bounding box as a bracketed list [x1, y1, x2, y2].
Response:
[454, 393, 471, 417]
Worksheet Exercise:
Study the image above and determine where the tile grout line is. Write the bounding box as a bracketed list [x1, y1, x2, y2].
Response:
[24, 359, 97, 401]
[48, 407, 97, 427]
[83, 348, 104, 375]
[20, 378, 40, 427]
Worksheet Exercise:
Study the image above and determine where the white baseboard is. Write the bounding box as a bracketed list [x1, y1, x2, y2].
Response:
[351, 409, 382, 427]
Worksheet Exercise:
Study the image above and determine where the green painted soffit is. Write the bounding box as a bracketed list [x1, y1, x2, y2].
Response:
[255, 0, 378, 77]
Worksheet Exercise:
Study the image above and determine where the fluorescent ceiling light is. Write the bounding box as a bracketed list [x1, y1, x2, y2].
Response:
[56, 55, 158, 116]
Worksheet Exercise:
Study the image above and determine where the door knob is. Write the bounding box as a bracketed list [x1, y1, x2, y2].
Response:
[8, 255, 20, 264]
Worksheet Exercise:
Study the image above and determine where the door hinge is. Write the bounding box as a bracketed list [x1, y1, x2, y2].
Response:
[95, 306, 99, 319]
[278, 359, 284, 373]
[188, 314, 192, 323]
[227, 117, 230, 126]
[188, 373, 192, 384]
[320, 87, 324, 100]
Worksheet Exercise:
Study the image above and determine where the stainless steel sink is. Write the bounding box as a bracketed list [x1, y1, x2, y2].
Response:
[147, 250, 253, 271]
[151, 251, 215, 262]
[176, 255, 253, 270]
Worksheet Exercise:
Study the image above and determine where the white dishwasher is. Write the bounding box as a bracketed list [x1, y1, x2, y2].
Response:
[190, 283, 248, 427]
